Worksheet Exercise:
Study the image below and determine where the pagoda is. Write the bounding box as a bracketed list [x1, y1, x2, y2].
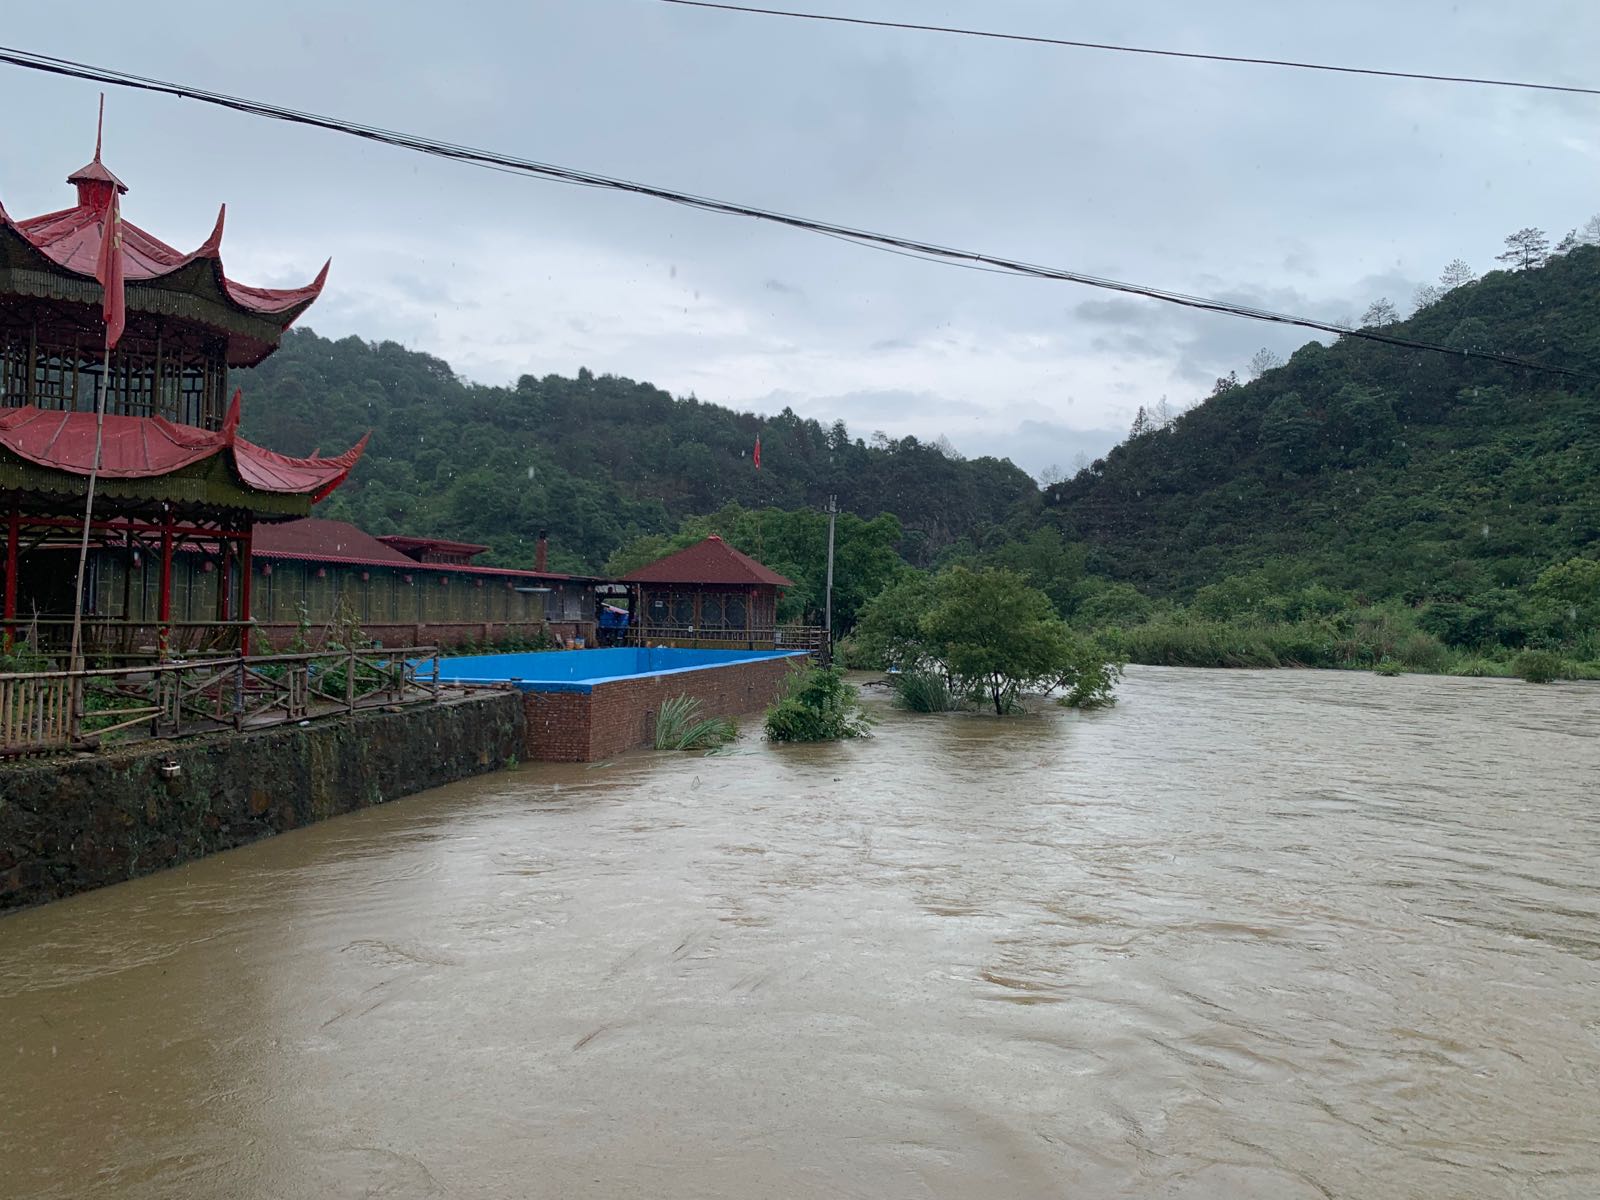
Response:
[0, 125, 364, 657]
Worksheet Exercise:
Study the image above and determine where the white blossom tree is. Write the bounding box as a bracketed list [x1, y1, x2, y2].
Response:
[1247, 348, 1284, 379]
[1361, 298, 1399, 327]
[1439, 259, 1476, 290]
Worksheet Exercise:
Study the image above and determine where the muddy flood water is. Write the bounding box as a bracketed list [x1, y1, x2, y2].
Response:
[3, 667, 1599, 1199]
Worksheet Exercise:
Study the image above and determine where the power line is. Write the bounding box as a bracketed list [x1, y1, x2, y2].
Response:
[0, 43, 1588, 382]
[658, 0, 1600, 98]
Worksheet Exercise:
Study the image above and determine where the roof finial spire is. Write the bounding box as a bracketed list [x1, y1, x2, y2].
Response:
[95, 93, 104, 161]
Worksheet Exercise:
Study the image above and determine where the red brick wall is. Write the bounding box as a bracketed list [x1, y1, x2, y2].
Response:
[520, 655, 802, 762]
[522, 691, 594, 763]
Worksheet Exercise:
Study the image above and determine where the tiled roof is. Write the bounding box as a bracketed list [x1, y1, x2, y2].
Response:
[251, 518, 590, 581]
[620, 535, 793, 587]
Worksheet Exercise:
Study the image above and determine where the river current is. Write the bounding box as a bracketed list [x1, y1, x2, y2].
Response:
[2, 667, 1598, 1198]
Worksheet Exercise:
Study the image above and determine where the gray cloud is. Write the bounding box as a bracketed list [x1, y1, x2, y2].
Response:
[0, 0, 1594, 470]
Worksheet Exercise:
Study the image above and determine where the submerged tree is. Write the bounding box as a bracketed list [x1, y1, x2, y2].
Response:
[763, 666, 873, 742]
[856, 566, 1116, 715]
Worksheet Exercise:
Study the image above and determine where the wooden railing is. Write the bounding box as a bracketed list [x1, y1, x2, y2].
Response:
[627, 624, 828, 660]
[24, 619, 251, 659]
[0, 646, 444, 759]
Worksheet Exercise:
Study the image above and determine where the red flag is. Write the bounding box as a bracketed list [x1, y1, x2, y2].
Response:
[753, 435, 761, 470]
[95, 188, 125, 350]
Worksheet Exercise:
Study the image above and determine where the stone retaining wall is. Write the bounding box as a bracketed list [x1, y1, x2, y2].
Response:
[522, 654, 801, 762]
[0, 692, 524, 912]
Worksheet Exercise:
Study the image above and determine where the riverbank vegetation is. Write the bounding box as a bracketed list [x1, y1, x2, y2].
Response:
[653, 696, 739, 751]
[764, 667, 874, 742]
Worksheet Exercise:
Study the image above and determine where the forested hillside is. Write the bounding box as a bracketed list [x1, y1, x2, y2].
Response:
[235, 331, 1037, 573]
[1048, 244, 1600, 601]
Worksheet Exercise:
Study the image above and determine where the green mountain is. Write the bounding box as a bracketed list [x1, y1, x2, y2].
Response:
[236, 329, 1037, 573]
[1048, 245, 1600, 603]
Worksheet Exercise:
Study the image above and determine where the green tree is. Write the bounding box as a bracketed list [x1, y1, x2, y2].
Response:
[918, 567, 1083, 715]
[1496, 228, 1550, 270]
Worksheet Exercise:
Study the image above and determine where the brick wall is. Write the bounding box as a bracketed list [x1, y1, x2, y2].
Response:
[522, 691, 594, 763]
[520, 655, 802, 762]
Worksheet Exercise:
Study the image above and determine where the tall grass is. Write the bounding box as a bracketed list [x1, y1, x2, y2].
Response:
[892, 671, 965, 712]
[1103, 615, 1455, 673]
[653, 695, 739, 751]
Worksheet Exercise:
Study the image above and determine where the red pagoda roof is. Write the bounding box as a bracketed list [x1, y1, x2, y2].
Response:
[0, 397, 365, 502]
[620, 535, 794, 587]
[0, 141, 328, 366]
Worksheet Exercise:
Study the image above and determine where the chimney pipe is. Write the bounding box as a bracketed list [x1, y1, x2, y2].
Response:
[535, 529, 548, 573]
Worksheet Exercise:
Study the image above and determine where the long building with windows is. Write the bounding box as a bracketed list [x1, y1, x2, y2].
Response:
[61, 518, 596, 653]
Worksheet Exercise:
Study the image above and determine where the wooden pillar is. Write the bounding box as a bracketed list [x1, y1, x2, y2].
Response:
[239, 526, 253, 658]
[4, 506, 17, 651]
[217, 537, 232, 622]
[157, 515, 174, 660]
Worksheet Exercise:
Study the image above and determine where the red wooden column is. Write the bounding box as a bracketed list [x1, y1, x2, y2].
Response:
[157, 515, 174, 660]
[4, 506, 18, 651]
[239, 526, 253, 658]
[216, 537, 233, 621]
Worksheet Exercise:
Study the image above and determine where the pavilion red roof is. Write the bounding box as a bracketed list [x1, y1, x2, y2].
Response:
[0, 395, 365, 501]
[0, 144, 328, 366]
[620, 535, 793, 587]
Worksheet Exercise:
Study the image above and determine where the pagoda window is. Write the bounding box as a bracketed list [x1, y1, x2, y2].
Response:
[0, 319, 230, 429]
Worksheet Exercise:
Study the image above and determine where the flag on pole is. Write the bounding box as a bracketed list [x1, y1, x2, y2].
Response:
[753, 435, 762, 470]
[95, 186, 125, 350]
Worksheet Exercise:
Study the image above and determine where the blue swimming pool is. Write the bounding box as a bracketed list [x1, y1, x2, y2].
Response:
[425, 647, 809, 693]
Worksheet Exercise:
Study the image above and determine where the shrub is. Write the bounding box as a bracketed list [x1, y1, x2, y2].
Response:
[1512, 650, 1566, 684]
[893, 670, 964, 712]
[833, 634, 880, 670]
[764, 666, 873, 742]
[1394, 630, 1450, 673]
[1449, 656, 1503, 677]
[1374, 658, 1403, 676]
[653, 695, 739, 751]
[1056, 646, 1123, 709]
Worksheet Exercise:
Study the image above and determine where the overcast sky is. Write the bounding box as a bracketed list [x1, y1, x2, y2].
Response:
[2, 1, 1597, 476]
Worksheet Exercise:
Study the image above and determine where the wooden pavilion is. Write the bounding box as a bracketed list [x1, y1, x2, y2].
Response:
[0, 130, 364, 658]
[620, 535, 820, 654]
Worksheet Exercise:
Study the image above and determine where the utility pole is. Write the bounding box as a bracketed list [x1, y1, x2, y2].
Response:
[824, 494, 837, 665]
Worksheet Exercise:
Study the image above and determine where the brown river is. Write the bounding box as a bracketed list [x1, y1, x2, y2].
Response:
[3, 667, 1599, 1199]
